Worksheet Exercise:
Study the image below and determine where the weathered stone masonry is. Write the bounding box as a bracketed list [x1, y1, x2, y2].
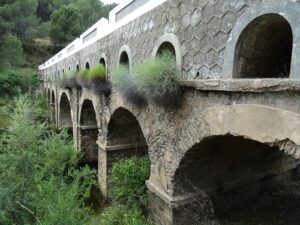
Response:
[40, 0, 300, 224]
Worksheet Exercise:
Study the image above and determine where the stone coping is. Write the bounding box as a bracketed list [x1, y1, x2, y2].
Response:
[44, 79, 300, 93]
[182, 79, 300, 93]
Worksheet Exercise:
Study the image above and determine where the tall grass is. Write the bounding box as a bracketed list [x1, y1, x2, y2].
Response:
[77, 69, 90, 88]
[88, 64, 111, 96]
[111, 65, 146, 106]
[60, 70, 80, 90]
[135, 51, 183, 108]
[74, 65, 111, 96]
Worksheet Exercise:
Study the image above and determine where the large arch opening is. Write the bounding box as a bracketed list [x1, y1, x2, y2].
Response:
[59, 93, 72, 136]
[233, 14, 293, 78]
[106, 108, 148, 158]
[172, 135, 299, 224]
[79, 99, 98, 168]
[104, 107, 149, 182]
[50, 90, 56, 123]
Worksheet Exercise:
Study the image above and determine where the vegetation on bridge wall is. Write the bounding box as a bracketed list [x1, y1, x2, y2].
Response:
[112, 51, 183, 108]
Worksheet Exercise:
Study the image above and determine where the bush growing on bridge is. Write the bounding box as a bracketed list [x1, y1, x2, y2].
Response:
[111, 65, 146, 106]
[108, 156, 150, 208]
[60, 70, 80, 90]
[135, 51, 183, 108]
[77, 69, 90, 88]
[88, 64, 111, 97]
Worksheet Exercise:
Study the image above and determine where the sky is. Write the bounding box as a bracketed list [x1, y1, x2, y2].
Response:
[101, 0, 122, 4]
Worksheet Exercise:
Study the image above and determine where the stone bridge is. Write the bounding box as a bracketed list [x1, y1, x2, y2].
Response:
[39, 0, 300, 224]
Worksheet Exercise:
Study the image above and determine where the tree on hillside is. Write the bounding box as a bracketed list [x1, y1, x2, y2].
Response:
[36, 0, 52, 22]
[50, 5, 82, 44]
[49, 0, 116, 44]
[0, 0, 40, 40]
[0, 35, 24, 66]
[69, 0, 113, 29]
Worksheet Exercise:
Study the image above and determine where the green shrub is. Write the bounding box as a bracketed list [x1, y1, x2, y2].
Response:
[60, 70, 80, 90]
[0, 94, 96, 225]
[88, 64, 106, 80]
[77, 69, 90, 88]
[111, 65, 146, 106]
[92, 205, 152, 225]
[88, 64, 111, 96]
[135, 51, 183, 108]
[108, 156, 150, 207]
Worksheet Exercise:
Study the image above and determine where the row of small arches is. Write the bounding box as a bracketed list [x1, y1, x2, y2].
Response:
[48, 13, 294, 80]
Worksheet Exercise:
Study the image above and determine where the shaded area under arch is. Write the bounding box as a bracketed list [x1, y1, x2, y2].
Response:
[105, 107, 148, 170]
[79, 99, 98, 166]
[59, 93, 72, 131]
[172, 135, 298, 224]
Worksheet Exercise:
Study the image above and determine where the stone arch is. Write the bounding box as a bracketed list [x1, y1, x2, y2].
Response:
[99, 54, 108, 78]
[79, 99, 98, 167]
[171, 134, 297, 224]
[106, 107, 148, 156]
[152, 33, 182, 69]
[76, 64, 80, 72]
[118, 45, 132, 71]
[223, 0, 300, 79]
[168, 104, 300, 224]
[202, 104, 300, 158]
[58, 92, 72, 131]
[99, 58, 106, 67]
[233, 14, 292, 78]
[85, 62, 90, 70]
[100, 106, 149, 193]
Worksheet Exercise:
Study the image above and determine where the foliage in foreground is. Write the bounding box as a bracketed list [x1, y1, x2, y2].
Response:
[108, 156, 150, 208]
[111, 65, 146, 106]
[0, 94, 152, 225]
[92, 205, 152, 225]
[0, 94, 96, 225]
[135, 51, 183, 108]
